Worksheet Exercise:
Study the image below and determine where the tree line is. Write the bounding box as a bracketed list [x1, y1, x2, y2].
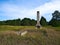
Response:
[49, 10, 60, 27]
[0, 10, 60, 27]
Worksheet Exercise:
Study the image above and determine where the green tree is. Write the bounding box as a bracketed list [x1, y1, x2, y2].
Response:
[49, 19, 60, 27]
[40, 16, 47, 26]
[52, 10, 60, 20]
[4, 18, 21, 26]
[21, 18, 31, 26]
[49, 10, 60, 27]
[30, 19, 36, 26]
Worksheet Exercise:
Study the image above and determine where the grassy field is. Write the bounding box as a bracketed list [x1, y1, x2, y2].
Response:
[0, 25, 36, 31]
[0, 25, 60, 45]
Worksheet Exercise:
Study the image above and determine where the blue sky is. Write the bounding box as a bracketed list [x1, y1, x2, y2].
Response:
[0, 0, 60, 21]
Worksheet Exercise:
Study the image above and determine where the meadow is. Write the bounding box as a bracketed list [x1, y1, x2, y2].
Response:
[0, 25, 60, 45]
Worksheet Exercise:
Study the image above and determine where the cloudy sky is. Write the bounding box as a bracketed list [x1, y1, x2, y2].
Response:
[0, 0, 60, 21]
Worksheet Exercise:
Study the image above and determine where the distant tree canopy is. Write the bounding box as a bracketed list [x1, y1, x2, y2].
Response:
[21, 18, 31, 26]
[40, 16, 48, 26]
[49, 19, 60, 27]
[3, 19, 21, 26]
[0, 18, 36, 26]
[49, 10, 60, 27]
[21, 18, 36, 26]
[0, 10, 60, 27]
[52, 10, 60, 20]
[0, 17, 47, 26]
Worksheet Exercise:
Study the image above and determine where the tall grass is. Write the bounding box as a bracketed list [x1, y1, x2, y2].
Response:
[0, 25, 36, 31]
[0, 25, 60, 45]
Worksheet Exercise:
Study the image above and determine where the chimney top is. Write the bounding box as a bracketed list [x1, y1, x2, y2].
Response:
[37, 11, 39, 13]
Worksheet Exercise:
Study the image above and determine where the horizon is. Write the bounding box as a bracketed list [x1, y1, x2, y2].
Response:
[0, 0, 60, 21]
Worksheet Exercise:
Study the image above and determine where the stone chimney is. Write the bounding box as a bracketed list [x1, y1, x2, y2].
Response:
[36, 11, 41, 28]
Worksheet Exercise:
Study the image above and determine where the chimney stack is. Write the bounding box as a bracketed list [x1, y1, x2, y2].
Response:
[36, 11, 41, 28]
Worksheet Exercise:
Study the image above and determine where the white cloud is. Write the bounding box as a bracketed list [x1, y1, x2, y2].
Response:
[34, 0, 60, 15]
[32, 0, 60, 21]
[0, 0, 60, 21]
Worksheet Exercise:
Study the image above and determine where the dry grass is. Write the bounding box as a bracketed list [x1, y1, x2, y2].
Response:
[0, 25, 60, 45]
